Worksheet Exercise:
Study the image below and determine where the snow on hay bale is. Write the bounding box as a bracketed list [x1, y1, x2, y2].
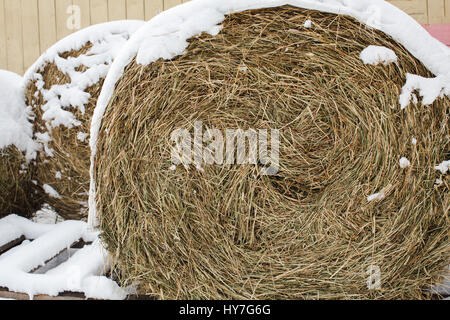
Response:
[90, 1, 449, 299]
[24, 21, 145, 220]
[0, 70, 41, 218]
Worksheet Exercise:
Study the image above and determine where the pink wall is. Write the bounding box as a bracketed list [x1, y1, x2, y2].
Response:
[423, 24, 450, 47]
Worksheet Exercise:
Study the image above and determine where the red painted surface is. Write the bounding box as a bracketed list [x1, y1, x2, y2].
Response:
[422, 24, 450, 46]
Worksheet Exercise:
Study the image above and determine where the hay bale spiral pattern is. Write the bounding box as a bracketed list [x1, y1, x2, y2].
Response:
[95, 7, 449, 299]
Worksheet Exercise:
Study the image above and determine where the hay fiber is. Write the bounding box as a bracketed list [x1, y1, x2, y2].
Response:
[95, 6, 449, 299]
[26, 44, 102, 220]
[0, 147, 41, 219]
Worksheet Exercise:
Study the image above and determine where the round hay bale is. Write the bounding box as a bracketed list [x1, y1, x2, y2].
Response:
[91, 1, 449, 299]
[0, 70, 41, 218]
[25, 21, 144, 220]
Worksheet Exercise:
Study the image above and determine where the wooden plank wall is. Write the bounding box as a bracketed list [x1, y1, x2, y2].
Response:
[0, 0, 448, 75]
[389, 0, 450, 23]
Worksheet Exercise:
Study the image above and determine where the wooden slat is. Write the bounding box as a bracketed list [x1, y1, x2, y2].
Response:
[0, 287, 154, 300]
[4, 0, 24, 74]
[446, 0, 450, 22]
[164, 0, 182, 10]
[126, 0, 145, 20]
[0, 288, 87, 300]
[90, 0, 108, 24]
[108, 0, 126, 21]
[428, 0, 446, 24]
[21, 0, 40, 72]
[144, 0, 163, 20]
[0, 236, 25, 255]
[73, 0, 91, 30]
[0, 0, 7, 70]
[55, 0, 74, 40]
[38, 0, 57, 53]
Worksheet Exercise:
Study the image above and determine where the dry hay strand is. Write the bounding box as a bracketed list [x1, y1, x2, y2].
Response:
[0, 146, 42, 219]
[26, 44, 103, 220]
[95, 6, 449, 299]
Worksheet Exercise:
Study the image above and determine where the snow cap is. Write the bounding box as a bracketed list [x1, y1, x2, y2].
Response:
[0, 70, 37, 161]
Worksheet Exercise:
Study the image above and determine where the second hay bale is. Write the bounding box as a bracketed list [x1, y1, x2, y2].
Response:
[25, 21, 144, 220]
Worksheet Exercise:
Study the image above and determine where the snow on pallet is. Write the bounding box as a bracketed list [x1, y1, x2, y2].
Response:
[432, 266, 450, 298]
[0, 215, 126, 300]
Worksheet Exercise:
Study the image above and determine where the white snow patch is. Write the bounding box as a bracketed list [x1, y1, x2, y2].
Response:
[34, 131, 54, 157]
[32, 205, 64, 224]
[360, 45, 397, 66]
[431, 266, 450, 296]
[238, 64, 248, 72]
[411, 93, 418, 105]
[44, 240, 126, 300]
[0, 70, 38, 161]
[366, 184, 392, 203]
[88, 0, 450, 228]
[411, 137, 417, 145]
[81, 275, 127, 300]
[399, 74, 450, 110]
[77, 132, 89, 142]
[399, 157, 411, 169]
[304, 19, 312, 28]
[435, 160, 450, 175]
[43, 184, 62, 200]
[367, 192, 385, 203]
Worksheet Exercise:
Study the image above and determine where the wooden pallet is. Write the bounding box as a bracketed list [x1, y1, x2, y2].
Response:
[0, 235, 94, 300]
[0, 287, 86, 300]
[0, 233, 152, 301]
[0, 216, 131, 300]
[0, 288, 152, 301]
